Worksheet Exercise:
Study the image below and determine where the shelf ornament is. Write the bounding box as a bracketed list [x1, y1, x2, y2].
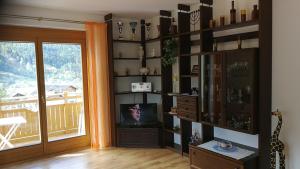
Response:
[162, 38, 177, 67]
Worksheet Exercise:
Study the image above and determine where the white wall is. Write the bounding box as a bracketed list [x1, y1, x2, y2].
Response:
[273, 0, 300, 168]
[0, 4, 105, 30]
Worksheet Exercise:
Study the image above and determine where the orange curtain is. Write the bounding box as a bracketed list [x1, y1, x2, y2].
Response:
[85, 22, 111, 149]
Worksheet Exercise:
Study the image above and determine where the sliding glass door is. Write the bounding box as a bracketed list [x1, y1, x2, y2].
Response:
[0, 41, 42, 151]
[0, 26, 90, 164]
[42, 42, 86, 142]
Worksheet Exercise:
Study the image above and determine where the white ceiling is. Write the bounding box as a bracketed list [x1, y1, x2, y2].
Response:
[4, 0, 200, 18]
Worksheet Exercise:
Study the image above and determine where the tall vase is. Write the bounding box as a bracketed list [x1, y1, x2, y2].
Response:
[230, 1, 236, 24]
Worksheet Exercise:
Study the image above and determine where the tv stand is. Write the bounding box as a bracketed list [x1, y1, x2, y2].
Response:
[117, 126, 161, 148]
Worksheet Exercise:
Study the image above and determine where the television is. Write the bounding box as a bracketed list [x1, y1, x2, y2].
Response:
[120, 103, 158, 126]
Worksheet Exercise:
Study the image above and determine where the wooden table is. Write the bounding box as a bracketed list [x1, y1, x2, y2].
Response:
[0, 116, 27, 150]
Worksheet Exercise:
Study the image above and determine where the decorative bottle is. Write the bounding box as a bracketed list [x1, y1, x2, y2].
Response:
[230, 1, 236, 24]
[252, 5, 259, 20]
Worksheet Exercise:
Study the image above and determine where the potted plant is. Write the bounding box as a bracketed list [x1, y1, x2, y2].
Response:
[162, 38, 177, 67]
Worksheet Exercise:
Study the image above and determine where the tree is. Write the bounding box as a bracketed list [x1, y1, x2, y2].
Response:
[0, 88, 7, 98]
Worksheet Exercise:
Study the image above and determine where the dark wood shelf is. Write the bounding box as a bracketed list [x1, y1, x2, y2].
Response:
[191, 31, 259, 45]
[146, 56, 161, 59]
[115, 91, 162, 95]
[146, 74, 162, 77]
[114, 74, 161, 78]
[198, 120, 257, 135]
[146, 37, 161, 43]
[164, 128, 181, 135]
[214, 31, 259, 43]
[113, 39, 141, 44]
[191, 39, 201, 46]
[113, 57, 140, 60]
[180, 52, 202, 57]
[164, 112, 178, 117]
[203, 20, 259, 32]
[181, 74, 198, 78]
[162, 30, 201, 39]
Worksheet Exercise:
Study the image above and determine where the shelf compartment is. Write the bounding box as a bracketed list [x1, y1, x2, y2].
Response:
[214, 31, 259, 43]
[164, 128, 181, 135]
[162, 30, 201, 39]
[146, 56, 161, 59]
[146, 37, 161, 43]
[203, 20, 259, 32]
[191, 31, 259, 46]
[181, 74, 198, 78]
[164, 112, 178, 117]
[113, 39, 141, 44]
[180, 52, 201, 57]
[191, 39, 201, 46]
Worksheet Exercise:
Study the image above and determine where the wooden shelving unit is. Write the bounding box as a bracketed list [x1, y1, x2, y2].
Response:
[106, 15, 163, 148]
[106, 0, 272, 167]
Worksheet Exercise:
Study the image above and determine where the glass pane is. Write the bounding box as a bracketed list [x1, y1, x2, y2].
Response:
[42, 43, 86, 142]
[0, 41, 41, 151]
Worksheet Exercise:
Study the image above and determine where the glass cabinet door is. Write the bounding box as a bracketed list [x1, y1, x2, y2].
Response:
[203, 53, 224, 125]
[224, 49, 258, 132]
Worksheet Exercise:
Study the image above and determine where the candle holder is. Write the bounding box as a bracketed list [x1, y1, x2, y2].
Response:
[129, 21, 138, 40]
[220, 16, 226, 27]
[117, 21, 124, 40]
[190, 9, 200, 31]
[145, 22, 151, 40]
[241, 10, 247, 22]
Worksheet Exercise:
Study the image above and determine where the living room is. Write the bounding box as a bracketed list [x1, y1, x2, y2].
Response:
[0, 0, 299, 169]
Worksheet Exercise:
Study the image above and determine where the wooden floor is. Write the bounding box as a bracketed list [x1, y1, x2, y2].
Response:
[1, 148, 190, 169]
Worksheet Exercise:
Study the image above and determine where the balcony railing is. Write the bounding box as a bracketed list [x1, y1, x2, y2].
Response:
[0, 92, 84, 147]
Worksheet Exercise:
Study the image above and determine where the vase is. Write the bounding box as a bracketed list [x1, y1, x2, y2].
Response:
[252, 5, 259, 20]
[230, 1, 236, 24]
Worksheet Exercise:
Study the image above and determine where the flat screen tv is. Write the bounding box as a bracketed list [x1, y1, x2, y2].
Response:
[120, 103, 158, 126]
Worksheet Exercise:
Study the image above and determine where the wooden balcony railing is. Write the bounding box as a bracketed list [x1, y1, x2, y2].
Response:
[0, 92, 84, 145]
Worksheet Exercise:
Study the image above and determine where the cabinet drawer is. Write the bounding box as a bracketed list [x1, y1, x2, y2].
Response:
[177, 96, 197, 105]
[177, 103, 197, 114]
[190, 147, 244, 169]
[178, 111, 197, 121]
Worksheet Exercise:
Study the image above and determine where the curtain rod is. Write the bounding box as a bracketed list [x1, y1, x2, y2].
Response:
[0, 14, 85, 24]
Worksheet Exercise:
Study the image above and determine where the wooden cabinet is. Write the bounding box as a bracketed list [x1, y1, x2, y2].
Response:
[177, 96, 198, 121]
[190, 146, 256, 169]
[201, 48, 258, 133]
[117, 127, 160, 147]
